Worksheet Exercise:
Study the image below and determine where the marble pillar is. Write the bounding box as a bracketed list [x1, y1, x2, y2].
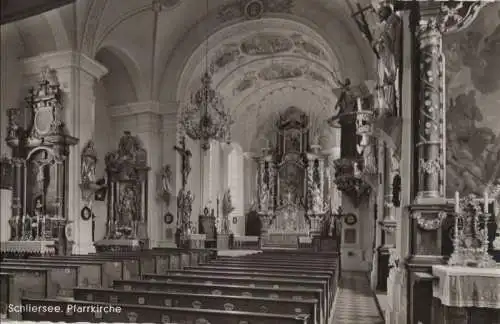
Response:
[110, 101, 162, 247]
[22, 51, 107, 254]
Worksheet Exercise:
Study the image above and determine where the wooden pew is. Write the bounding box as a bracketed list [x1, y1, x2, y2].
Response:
[191, 264, 337, 305]
[0, 272, 21, 320]
[114, 279, 324, 323]
[21, 298, 311, 323]
[2, 259, 105, 288]
[0, 266, 54, 299]
[209, 259, 337, 268]
[30, 254, 147, 280]
[74, 287, 319, 324]
[142, 272, 328, 319]
[161, 268, 333, 308]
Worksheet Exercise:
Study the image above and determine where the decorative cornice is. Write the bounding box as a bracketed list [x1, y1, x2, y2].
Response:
[109, 101, 163, 118]
[22, 50, 108, 80]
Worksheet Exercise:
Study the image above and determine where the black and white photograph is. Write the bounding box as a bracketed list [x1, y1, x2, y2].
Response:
[0, 0, 499, 323]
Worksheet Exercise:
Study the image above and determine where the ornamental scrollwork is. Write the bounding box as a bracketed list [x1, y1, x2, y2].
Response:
[419, 158, 441, 175]
[412, 211, 448, 231]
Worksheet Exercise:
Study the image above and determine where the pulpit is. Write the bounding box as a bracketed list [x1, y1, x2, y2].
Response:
[1, 68, 77, 256]
[94, 131, 150, 252]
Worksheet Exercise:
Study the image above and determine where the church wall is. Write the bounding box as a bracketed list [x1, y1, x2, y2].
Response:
[91, 81, 113, 242]
[186, 137, 202, 232]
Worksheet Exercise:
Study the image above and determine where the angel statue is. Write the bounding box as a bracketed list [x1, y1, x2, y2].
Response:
[158, 165, 172, 206]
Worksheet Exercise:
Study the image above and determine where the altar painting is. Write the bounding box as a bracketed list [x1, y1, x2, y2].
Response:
[445, 4, 500, 197]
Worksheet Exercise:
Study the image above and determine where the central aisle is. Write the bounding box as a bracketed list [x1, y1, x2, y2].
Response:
[331, 272, 385, 324]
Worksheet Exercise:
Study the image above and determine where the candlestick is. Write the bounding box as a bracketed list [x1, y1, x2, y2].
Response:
[454, 191, 460, 213]
[484, 190, 489, 214]
[357, 97, 362, 111]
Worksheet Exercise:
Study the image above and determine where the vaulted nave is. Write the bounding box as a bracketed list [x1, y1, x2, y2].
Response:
[1, 0, 499, 323]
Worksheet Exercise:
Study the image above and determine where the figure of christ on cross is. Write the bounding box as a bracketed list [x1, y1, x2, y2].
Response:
[174, 136, 192, 189]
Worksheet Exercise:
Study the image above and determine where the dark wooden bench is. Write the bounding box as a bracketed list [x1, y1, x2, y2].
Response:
[30, 254, 149, 279]
[142, 272, 329, 318]
[209, 259, 337, 268]
[2, 259, 104, 288]
[74, 287, 319, 324]
[161, 268, 334, 313]
[114, 279, 324, 323]
[21, 298, 311, 323]
[0, 272, 21, 320]
[0, 266, 54, 299]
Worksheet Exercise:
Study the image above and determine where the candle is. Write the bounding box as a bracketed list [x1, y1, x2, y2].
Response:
[484, 190, 489, 214]
[454, 191, 460, 213]
[357, 97, 362, 111]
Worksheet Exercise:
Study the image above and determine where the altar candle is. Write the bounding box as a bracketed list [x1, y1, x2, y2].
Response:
[357, 98, 362, 111]
[484, 190, 489, 214]
[454, 191, 460, 213]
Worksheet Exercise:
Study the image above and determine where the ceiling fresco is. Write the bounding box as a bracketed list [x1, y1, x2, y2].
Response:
[445, 3, 500, 197]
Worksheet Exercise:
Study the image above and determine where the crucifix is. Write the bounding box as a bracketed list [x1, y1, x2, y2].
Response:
[174, 136, 192, 189]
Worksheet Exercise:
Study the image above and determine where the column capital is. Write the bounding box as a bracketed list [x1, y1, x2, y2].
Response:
[22, 50, 108, 80]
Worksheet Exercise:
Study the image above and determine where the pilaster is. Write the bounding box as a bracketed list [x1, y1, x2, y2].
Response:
[110, 101, 162, 247]
[159, 109, 179, 247]
[21, 50, 107, 255]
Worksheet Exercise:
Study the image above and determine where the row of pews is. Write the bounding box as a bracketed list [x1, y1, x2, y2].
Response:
[0, 248, 339, 323]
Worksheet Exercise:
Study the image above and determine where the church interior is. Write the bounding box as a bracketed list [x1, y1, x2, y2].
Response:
[0, 0, 499, 323]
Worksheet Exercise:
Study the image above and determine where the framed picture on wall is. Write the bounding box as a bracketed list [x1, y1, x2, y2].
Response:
[232, 217, 238, 224]
[164, 212, 174, 225]
[344, 213, 358, 226]
[344, 228, 357, 244]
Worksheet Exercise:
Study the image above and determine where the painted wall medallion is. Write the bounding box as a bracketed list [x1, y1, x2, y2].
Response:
[232, 216, 238, 224]
[244, 0, 264, 19]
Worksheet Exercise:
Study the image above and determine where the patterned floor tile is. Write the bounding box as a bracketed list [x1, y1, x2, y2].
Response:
[331, 272, 384, 324]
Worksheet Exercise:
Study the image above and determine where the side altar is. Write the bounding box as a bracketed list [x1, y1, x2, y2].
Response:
[255, 107, 331, 249]
[94, 131, 150, 252]
[1, 69, 78, 256]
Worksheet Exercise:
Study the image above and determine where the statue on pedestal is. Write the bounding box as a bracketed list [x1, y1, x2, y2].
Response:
[81, 141, 97, 184]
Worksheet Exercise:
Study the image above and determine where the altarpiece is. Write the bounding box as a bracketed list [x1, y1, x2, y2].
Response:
[1, 69, 77, 256]
[255, 107, 330, 248]
[94, 131, 150, 252]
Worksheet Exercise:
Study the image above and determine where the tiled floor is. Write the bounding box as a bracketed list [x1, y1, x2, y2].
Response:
[331, 272, 385, 324]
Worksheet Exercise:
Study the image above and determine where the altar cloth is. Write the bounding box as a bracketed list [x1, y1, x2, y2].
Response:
[432, 265, 500, 308]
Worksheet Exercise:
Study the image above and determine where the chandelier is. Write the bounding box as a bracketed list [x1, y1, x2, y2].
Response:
[179, 71, 233, 151]
[178, 0, 233, 151]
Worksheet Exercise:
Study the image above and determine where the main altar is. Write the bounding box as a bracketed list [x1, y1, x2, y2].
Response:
[255, 107, 331, 249]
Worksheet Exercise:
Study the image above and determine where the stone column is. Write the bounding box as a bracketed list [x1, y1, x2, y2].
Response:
[22, 51, 107, 254]
[243, 152, 256, 212]
[159, 110, 179, 247]
[110, 101, 162, 247]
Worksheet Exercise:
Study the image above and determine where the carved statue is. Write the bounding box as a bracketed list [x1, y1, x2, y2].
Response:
[6, 108, 21, 140]
[362, 143, 377, 174]
[312, 185, 323, 213]
[174, 137, 192, 188]
[81, 140, 97, 184]
[177, 189, 194, 233]
[260, 183, 270, 212]
[159, 165, 172, 206]
[118, 186, 138, 228]
[373, 3, 402, 113]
